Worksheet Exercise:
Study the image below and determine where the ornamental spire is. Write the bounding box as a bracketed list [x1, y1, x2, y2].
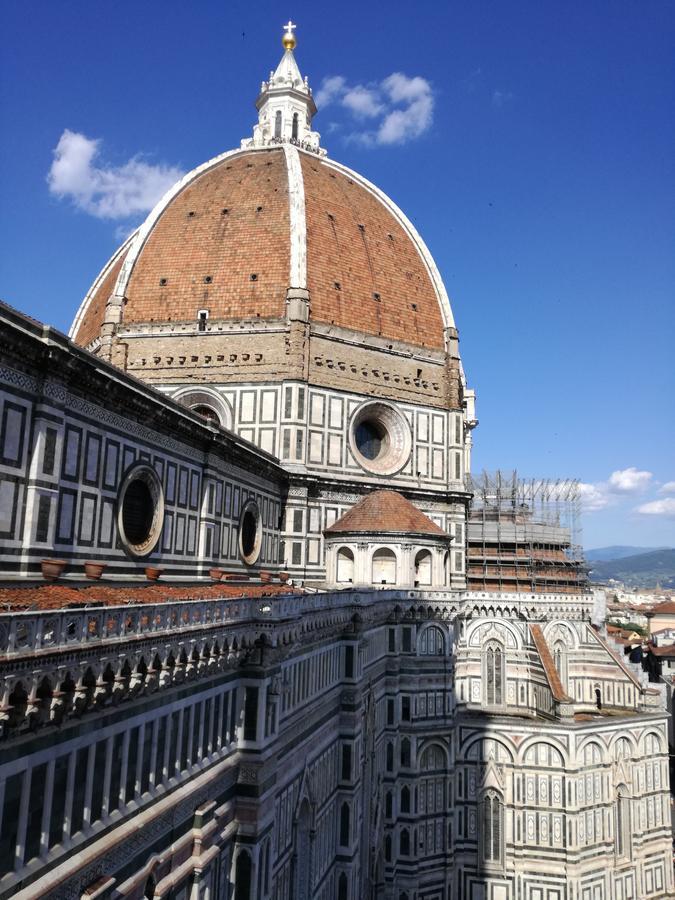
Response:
[241, 22, 325, 156]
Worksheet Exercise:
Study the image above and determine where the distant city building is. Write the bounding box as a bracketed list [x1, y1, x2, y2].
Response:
[0, 22, 672, 900]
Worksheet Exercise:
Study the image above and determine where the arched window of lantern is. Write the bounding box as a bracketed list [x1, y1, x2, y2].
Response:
[481, 790, 503, 865]
[484, 641, 505, 707]
[274, 110, 282, 138]
[292, 112, 299, 140]
[336, 547, 355, 583]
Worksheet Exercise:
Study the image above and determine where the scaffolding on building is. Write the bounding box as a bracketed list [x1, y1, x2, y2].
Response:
[467, 470, 587, 594]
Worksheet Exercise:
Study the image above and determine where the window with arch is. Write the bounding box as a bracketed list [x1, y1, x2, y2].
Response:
[372, 548, 397, 585]
[401, 784, 410, 813]
[614, 737, 632, 761]
[386, 742, 394, 771]
[339, 802, 350, 846]
[144, 874, 156, 900]
[292, 112, 299, 139]
[338, 872, 348, 900]
[400, 828, 410, 856]
[234, 850, 252, 900]
[484, 642, 504, 706]
[419, 625, 445, 656]
[582, 742, 603, 766]
[174, 389, 232, 430]
[400, 737, 411, 768]
[414, 549, 432, 586]
[615, 786, 631, 859]
[274, 110, 282, 138]
[295, 799, 311, 899]
[385, 791, 393, 818]
[384, 834, 392, 861]
[420, 743, 446, 771]
[481, 790, 503, 864]
[553, 639, 567, 688]
[336, 547, 355, 583]
[644, 732, 663, 756]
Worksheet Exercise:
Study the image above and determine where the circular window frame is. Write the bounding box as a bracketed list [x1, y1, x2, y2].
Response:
[117, 464, 165, 559]
[172, 388, 233, 430]
[349, 401, 412, 476]
[238, 500, 262, 566]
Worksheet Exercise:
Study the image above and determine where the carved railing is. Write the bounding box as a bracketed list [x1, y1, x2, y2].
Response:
[0, 589, 594, 658]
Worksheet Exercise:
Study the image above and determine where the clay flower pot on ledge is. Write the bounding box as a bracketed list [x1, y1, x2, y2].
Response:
[145, 566, 163, 582]
[209, 568, 224, 582]
[41, 558, 67, 581]
[84, 561, 106, 580]
[278, 571, 290, 583]
[260, 571, 273, 584]
[224, 573, 250, 582]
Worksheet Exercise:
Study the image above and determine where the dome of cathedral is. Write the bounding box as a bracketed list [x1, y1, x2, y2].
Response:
[70, 25, 455, 354]
[71, 145, 453, 351]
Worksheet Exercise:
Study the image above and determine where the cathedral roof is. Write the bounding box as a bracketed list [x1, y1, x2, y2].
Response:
[0, 581, 296, 612]
[325, 490, 447, 537]
[70, 25, 454, 353]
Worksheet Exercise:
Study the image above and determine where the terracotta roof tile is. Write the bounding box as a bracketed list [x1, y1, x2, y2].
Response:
[0, 581, 296, 612]
[529, 624, 572, 703]
[325, 490, 447, 537]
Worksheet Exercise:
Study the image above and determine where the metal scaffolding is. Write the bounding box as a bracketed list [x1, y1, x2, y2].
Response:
[467, 471, 586, 593]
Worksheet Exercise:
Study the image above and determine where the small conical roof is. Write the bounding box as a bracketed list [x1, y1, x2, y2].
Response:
[325, 491, 447, 537]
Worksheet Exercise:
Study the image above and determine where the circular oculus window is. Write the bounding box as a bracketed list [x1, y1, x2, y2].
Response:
[349, 401, 411, 475]
[239, 500, 262, 566]
[117, 465, 165, 558]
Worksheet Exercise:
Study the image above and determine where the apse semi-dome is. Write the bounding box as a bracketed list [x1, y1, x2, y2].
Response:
[71, 146, 454, 351]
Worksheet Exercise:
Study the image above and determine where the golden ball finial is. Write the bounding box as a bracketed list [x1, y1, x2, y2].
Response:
[282, 19, 297, 50]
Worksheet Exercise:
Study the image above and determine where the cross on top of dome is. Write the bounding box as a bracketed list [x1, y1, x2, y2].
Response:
[241, 22, 326, 156]
[282, 20, 297, 49]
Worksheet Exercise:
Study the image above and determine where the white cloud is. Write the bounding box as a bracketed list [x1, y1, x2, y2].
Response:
[579, 466, 654, 513]
[315, 72, 434, 146]
[659, 481, 675, 494]
[492, 89, 514, 108]
[579, 482, 611, 512]
[607, 467, 653, 494]
[48, 129, 184, 221]
[342, 86, 383, 119]
[635, 498, 675, 518]
[315, 76, 346, 108]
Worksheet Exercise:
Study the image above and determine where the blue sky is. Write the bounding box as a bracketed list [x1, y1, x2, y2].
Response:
[1, 1, 673, 549]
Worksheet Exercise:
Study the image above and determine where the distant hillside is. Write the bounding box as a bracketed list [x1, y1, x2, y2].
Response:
[588, 549, 675, 588]
[585, 545, 663, 562]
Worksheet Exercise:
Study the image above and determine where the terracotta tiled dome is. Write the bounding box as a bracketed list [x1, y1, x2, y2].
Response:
[70, 145, 454, 351]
